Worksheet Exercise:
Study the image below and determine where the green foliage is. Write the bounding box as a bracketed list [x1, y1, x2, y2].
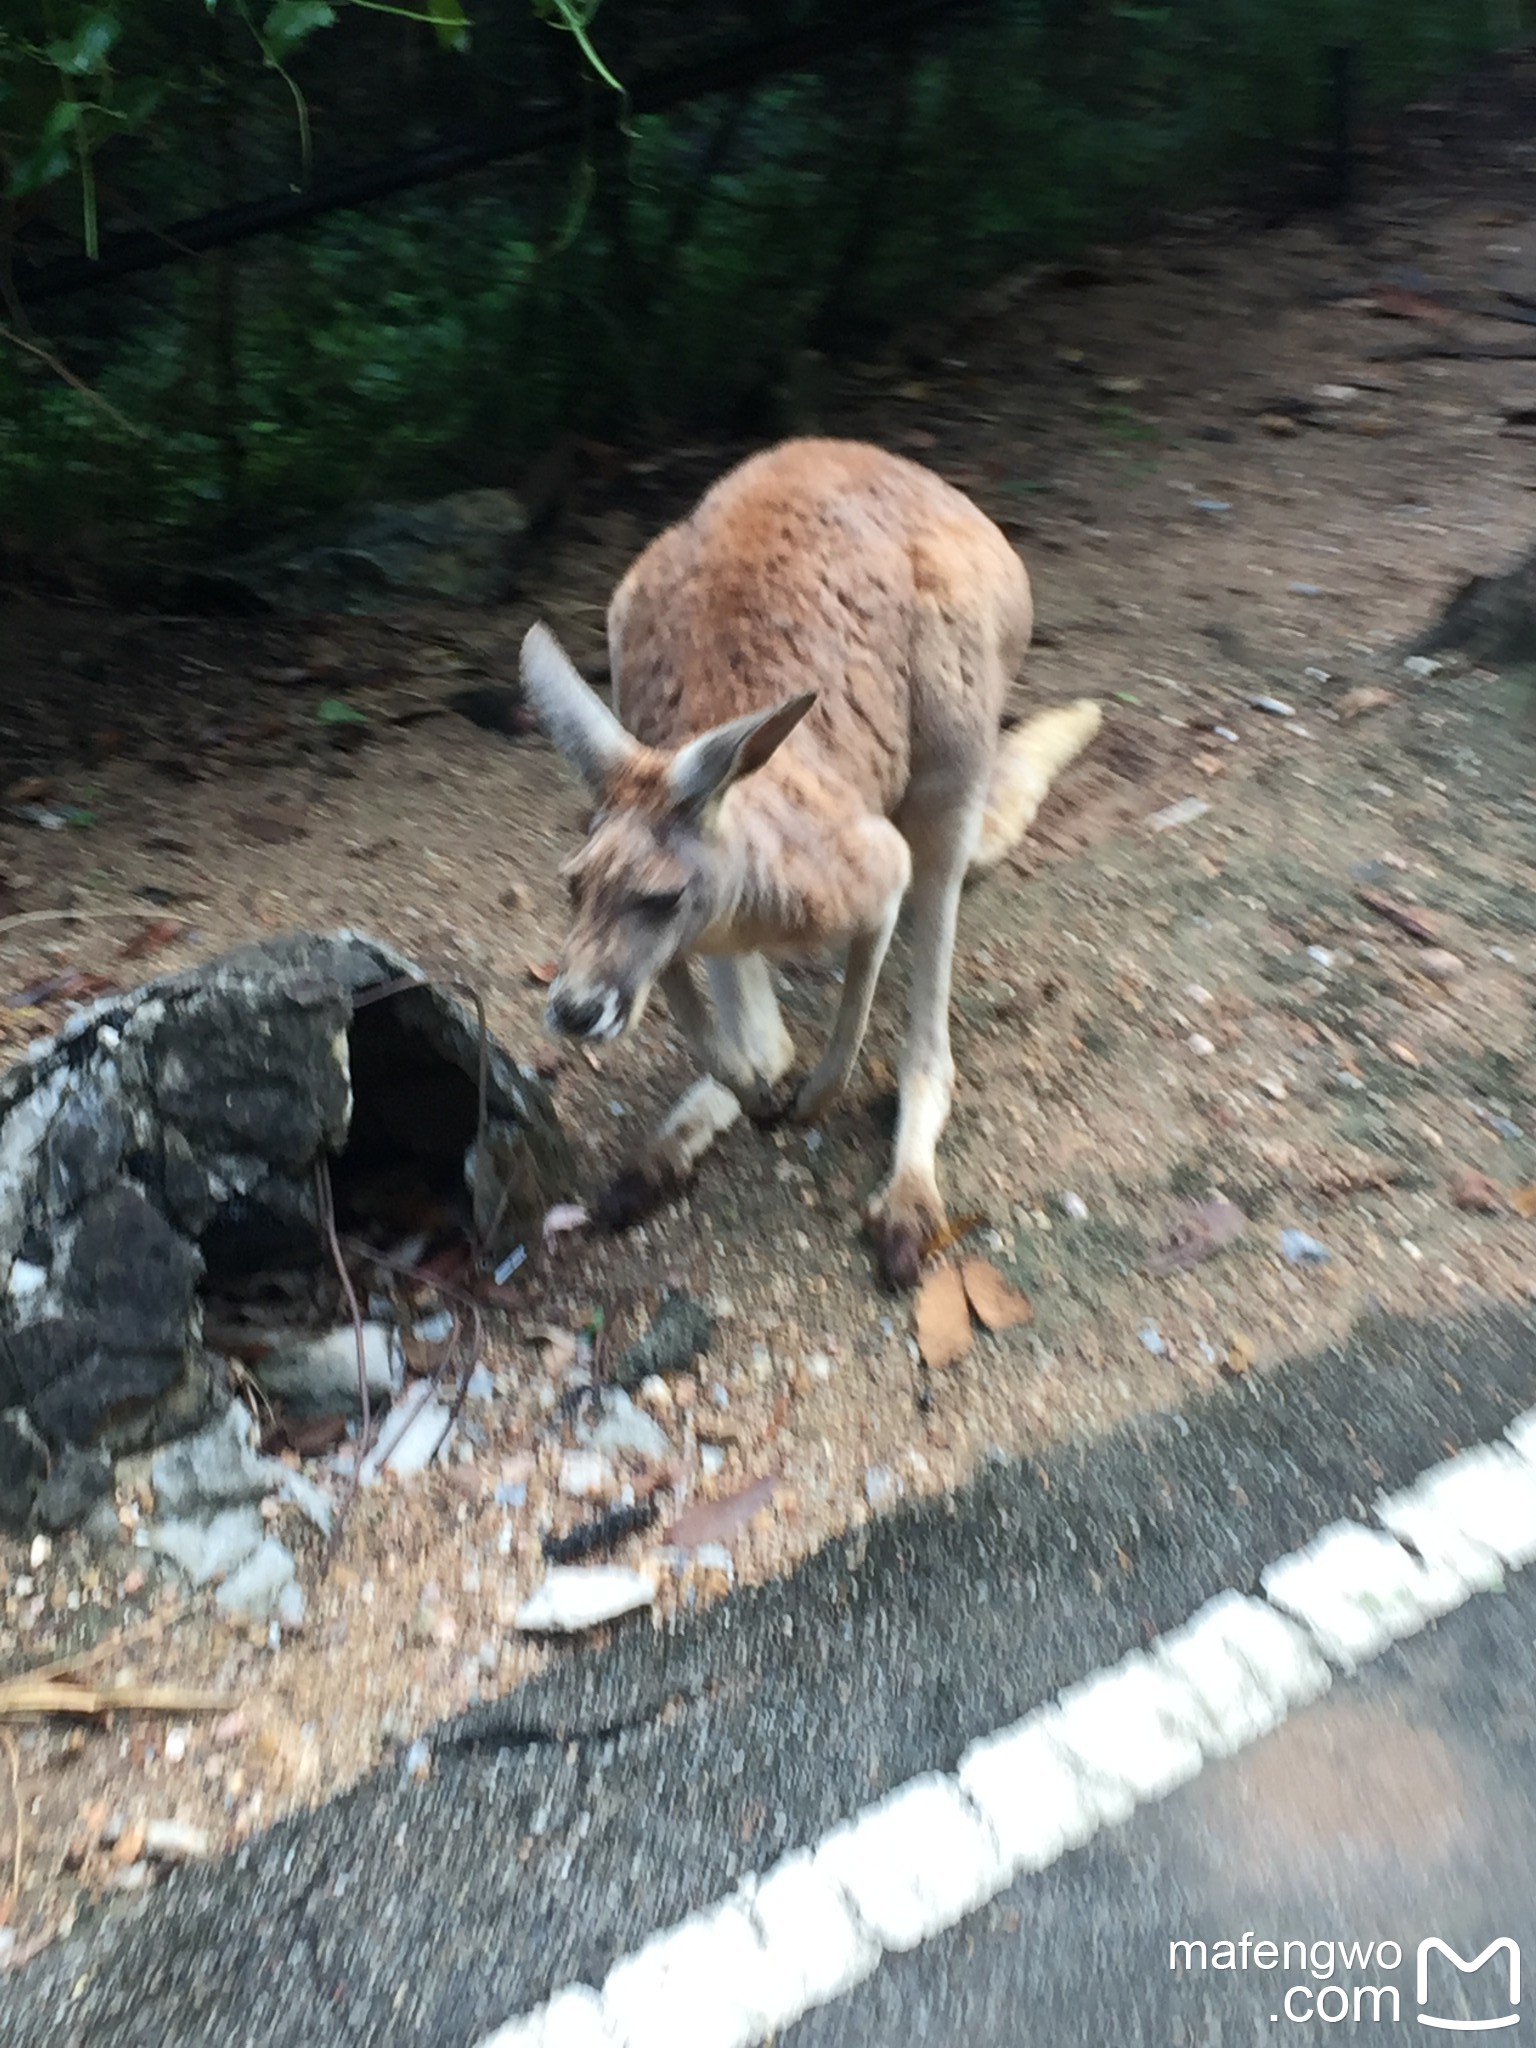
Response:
[0, 0, 1525, 558]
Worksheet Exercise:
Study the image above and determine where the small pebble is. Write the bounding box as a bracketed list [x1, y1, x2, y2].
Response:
[1279, 1229, 1332, 1266]
[494, 1480, 527, 1508]
[1417, 949, 1464, 982]
[164, 1727, 189, 1765]
[1148, 796, 1210, 832]
[29, 1534, 51, 1570]
[700, 1446, 726, 1478]
[1303, 666, 1331, 684]
[1491, 945, 1515, 965]
[1258, 1075, 1288, 1101]
[1194, 499, 1231, 514]
[1288, 582, 1322, 597]
[637, 1375, 673, 1413]
[1139, 1324, 1167, 1357]
[277, 1580, 307, 1633]
[1062, 1192, 1090, 1221]
[1249, 695, 1296, 718]
[864, 1466, 901, 1511]
[1188, 1033, 1215, 1057]
[1306, 946, 1333, 968]
[402, 1739, 432, 1781]
[805, 1351, 833, 1381]
[1402, 655, 1442, 677]
[1212, 725, 1240, 744]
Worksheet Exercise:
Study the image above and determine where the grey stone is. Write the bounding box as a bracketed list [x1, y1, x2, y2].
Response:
[0, 931, 570, 1462]
[215, 1538, 298, 1619]
[0, 1406, 48, 1530]
[142, 1507, 263, 1585]
[34, 1444, 113, 1531]
[214, 488, 530, 615]
[582, 1389, 672, 1463]
[612, 1292, 715, 1390]
[151, 1401, 334, 1538]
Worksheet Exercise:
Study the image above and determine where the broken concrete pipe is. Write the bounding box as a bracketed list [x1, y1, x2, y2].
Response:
[0, 930, 572, 1528]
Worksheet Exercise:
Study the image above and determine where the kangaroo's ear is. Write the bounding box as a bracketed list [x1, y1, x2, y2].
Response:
[667, 692, 816, 816]
[520, 623, 637, 794]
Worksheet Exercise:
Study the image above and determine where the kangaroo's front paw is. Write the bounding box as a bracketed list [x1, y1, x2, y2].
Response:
[864, 1175, 945, 1293]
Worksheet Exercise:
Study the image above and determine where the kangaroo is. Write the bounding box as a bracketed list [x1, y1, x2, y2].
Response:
[519, 439, 1101, 1289]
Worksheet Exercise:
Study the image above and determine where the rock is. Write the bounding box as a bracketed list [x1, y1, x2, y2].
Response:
[142, 1506, 263, 1585]
[212, 488, 529, 614]
[1417, 949, 1465, 983]
[514, 1566, 655, 1633]
[1278, 1229, 1332, 1266]
[33, 1444, 113, 1531]
[864, 1465, 901, 1511]
[255, 1325, 400, 1419]
[0, 1407, 49, 1530]
[1248, 695, 1296, 717]
[581, 1389, 672, 1463]
[144, 1819, 210, 1862]
[276, 1578, 307, 1632]
[1138, 1324, 1167, 1356]
[151, 1401, 332, 1538]
[1147, 796, 1210, 832]
[700, 1445, 726, 1478]
[214, 1537, 298, 1619]
[558, 1449, 613, 1499]
[611, 1292, 715, 1389]
[0, 931, 569, 1463]
[358, 1378, 454, 1481]
[1061, 1192, 1090, 1221]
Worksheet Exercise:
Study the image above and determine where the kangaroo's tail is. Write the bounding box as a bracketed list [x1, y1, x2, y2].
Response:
[970, 699, 1103, 873]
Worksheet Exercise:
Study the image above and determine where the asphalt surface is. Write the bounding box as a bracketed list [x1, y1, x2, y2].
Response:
[6, 1301, 1536, 2048]
[790, 1564, 1536, 2046]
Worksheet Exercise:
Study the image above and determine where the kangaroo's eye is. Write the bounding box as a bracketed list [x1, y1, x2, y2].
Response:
[634, 888, 684, 919]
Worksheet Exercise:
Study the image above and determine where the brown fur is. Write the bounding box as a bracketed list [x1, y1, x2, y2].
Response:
[521, 439, 1101, 1287]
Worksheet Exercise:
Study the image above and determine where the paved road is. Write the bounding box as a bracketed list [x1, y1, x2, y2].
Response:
[790, 1569, 1536, 2046]
[6, 1301, 1536, 2048]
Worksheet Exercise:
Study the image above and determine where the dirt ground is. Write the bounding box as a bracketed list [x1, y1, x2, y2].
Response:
[3, 53, 1536, 1965]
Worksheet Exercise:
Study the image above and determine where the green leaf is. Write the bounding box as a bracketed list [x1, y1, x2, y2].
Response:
[46, 13, 121, 77]
[427, 0, 469, 53]
[262, 0, 335, 61]
[6, 100, 87, 199]
[317, 697, 368, 726]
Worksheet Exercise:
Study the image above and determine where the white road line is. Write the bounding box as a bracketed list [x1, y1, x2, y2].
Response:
[476, 1402, 1536, 2048]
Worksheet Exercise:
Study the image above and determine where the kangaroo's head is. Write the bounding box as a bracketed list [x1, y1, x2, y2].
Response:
[519, 623, 814, 1043]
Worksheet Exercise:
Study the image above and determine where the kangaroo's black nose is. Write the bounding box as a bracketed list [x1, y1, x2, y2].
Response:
[549, 990, 604, 1038]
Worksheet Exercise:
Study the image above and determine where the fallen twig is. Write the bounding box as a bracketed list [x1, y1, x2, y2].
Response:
[1367, 340, 1536, 363]
[0, 1677, 229, 1718]
[2, 1730, 20, 1928]
[317, 1153, 372, 1563]
[1355, 886, 1440, 945]
[0, 905, 170, 942]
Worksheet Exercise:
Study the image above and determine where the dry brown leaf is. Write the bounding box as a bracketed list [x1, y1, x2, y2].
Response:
[959, 1259, 1033, 1332]
[1225, 1333, 1257, 1377]
[915, 1264, 973, 1371]
[920, 1211, 987, 1260]
[1355, 887, 1440, 945]
[119, 917, 188, 961]
[1449, 1167, 1504, 1215]
[1512, 1186, 1536, 1220]
[526, 960, 558, 986]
